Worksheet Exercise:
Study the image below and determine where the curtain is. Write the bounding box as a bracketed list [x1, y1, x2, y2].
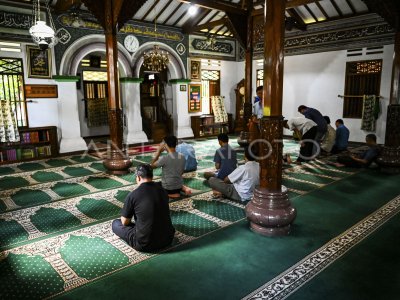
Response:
[361, 95, 380, 132]
[0, 100, 20, 143]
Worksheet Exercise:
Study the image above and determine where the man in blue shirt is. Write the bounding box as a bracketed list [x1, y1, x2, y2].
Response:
[204, 133, 237, 180]
[176, 141, 198, 172]
[298, 105, 327, 139]
[253, 86, 264, 120]
[332, 119, 350, 154]
[334, 134, 380, 168]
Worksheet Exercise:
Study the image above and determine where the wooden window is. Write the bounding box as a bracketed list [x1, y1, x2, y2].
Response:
[343, 59, 382, 118]
[0, 58, 28, 127]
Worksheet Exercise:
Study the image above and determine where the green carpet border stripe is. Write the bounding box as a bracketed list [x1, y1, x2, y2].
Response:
[243, 194, 400, 300]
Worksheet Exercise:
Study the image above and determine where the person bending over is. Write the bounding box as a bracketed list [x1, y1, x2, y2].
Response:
[112, 164, 175, 252]
[334, 134, 380, 168]
[320, 116, 336, 154]
[151, 135, 191, 198]
[285, 117, 318, 164]
[176, 140, 198, 172]
[204, 133, 237, 181]
[208, 146, 259, 202]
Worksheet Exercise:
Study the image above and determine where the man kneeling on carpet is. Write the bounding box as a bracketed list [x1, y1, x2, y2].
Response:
[151, 135, 192, 198]
[333, 134, 380, 168]
[209, 146, 260, 202]
[112, 164, 175, 252]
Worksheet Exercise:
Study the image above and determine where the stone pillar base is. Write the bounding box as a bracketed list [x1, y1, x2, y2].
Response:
[103, 150, 132, 175]
[376, 146, 400, 174]
[245, 185, 296, 236]
[60, 137, 87, 154]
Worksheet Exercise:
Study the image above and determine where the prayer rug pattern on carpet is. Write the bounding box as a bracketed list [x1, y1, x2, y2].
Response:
[0, 138, 360, 299]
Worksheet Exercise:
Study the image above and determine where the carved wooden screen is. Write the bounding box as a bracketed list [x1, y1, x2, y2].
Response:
[343, 59, 382, 118]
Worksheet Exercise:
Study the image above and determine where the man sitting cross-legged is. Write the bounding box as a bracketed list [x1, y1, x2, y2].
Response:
[112, 164, 175, 252]
[333, 134, 380, 168]
[151, 135, 192, 198]
[204, 133, 237, 181]
[208, 146, 259, 202]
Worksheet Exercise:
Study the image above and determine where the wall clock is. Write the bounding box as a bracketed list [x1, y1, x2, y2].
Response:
[124, 35, 139, 53]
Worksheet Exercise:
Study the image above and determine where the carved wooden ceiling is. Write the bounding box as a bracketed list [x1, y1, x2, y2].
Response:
[1, 0, 399, 39]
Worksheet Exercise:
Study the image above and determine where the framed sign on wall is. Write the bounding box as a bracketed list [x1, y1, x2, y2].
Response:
[25, 84, 58, 98]
[188, 84, 201, 113]
[190, 59, 201, 81]
[26, 45, 52, 79]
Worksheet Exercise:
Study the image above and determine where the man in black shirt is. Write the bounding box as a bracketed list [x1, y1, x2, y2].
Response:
[111, 164, 175, 252]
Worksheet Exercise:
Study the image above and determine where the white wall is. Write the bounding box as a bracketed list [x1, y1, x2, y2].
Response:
[252, 45, 394, 143]
[0, 44, 60, 128]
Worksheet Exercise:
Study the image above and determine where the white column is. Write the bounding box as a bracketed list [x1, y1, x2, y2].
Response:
[120, 78, 148, 144]
[170, 80, 194, 138]
[54, 76, 87, 153]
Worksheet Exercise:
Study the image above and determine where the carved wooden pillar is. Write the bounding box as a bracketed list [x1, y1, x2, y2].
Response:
[377, 31, 400, 173]
[238, 1, 254, 147]
[243, 0, 254, 129]
[102, 0, 132, 174]
[245, 0, 296, 236]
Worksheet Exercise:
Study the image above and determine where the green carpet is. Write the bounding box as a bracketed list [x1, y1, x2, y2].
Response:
[1, 138, 393, 300]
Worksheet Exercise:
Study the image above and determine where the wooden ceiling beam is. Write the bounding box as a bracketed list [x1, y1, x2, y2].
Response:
[117, 0, 149, 29]
[286, 0, 318, 9]
[362, 0, 400, 31]
[191, 18, 227, 32]
[141, 0, 160, 21]
[54, 0, 81, 13]
[178, 0, 246, 15]
[329, 0, 343, 17]
[181, 7, 210, 33]
[163, 2, 183, 24]
[225, 11, 247, 46]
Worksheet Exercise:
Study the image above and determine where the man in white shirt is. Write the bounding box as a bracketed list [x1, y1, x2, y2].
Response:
[320, 116, 336, 154]
[208, 146, 260, 202]
[285, 117, 318, 164]
[252, 86, 264, 120]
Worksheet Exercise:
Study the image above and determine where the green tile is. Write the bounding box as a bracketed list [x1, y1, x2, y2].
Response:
[0, 176, 29, 190]
[17, 163, 46, 172]
[52, 182, 90, 198]
[171, 210, 219, 237]
[192, 200, 245, 222]
[0, 219, 29, 247]
[0, 166, 15, 176]
[85, 176, 123, 190]
[62, 167, 95, 177]
[45, 159, 73, 167]
[12, 189, 52, 207]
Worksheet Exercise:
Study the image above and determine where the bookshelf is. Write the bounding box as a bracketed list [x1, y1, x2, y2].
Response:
[0, 126, 59, 164]
[191, 115, 232, 138]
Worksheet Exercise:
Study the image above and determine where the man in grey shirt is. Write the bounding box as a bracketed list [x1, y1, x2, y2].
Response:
[151, 135, 191, 198]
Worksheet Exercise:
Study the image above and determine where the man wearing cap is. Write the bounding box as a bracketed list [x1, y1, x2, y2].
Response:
[111, 164, 175, 252]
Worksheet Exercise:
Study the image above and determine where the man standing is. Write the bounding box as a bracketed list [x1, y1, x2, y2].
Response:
[298, 105, 327, 145]
[151, 135, 191, 198]
[208, 146, 259, 202]
[204, 133, 237, 181]
[112, 164, 175, 252]
[285, 117, 318, 163]
[253, 86, 264, 120]
[332, 119, 350, 154]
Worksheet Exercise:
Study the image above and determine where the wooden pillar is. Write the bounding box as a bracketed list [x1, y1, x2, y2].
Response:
[245, 0, 296, 236]
[102, 0, 132, 174]
[104, 0, 122, 149]
[243, 0, 254, 129]
[377, 31, 400, 173]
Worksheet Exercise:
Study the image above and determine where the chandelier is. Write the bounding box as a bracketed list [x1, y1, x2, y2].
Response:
[29, 0, 58, 50]
[142, 0, 169, 72]
[143, 45, 169, 72]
